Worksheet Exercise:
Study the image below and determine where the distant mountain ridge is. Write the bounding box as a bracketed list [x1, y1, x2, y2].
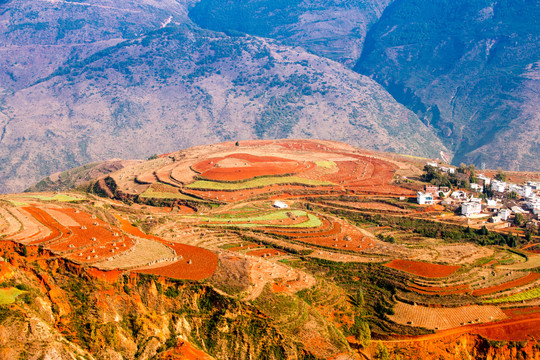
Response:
[0, 0, 537, 193]
[0, 0, 446, 193]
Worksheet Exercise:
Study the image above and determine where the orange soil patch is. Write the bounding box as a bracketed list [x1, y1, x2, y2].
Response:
[283, 221, 375, 253]
[21, 207, 65, 245]
[503, 306, 540, 318]
[467, 313, 540, 341]
[116, 215, 218, 280]
[472, 272, 540, 296]
[247, 248, 286, 257]
[135, 242, 217, 281]
[385, 259, 460, 278]
[192, 153, 313, 181]
[156, 338, 214, 360]
[86, 267, 124, 284]
[44, 209, 134, 263]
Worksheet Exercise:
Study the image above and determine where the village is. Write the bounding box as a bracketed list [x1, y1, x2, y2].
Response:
[417, 162, 540, 235]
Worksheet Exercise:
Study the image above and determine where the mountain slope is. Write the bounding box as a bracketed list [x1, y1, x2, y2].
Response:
[0, 7, 446, 193]
[189, 0, 393, 67]
[355, 0, 540, 170]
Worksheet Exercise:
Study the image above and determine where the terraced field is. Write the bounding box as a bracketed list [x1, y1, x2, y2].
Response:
[2, 139, 540, 355]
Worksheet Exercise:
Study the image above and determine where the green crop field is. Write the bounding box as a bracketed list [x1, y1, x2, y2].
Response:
[185, 176, 334, 190]
[22, 194, 80, 202]
[197, 209, 306, 223]
[315, 161, 336, 169]
[0, 287, 25, 305]
[198, 210, 322, 229]
[484, 286, 540, 304]
[140, 187, 201, 200]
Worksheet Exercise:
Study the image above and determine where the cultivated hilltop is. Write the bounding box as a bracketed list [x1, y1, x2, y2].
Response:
[1, 139, 540, 359]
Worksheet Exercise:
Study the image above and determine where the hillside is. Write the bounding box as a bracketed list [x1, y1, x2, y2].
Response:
[2, 139, 540, 359]
[189, 0, 393, 67]
[355, 0, 540, 170]
[0, 0, 446, 193]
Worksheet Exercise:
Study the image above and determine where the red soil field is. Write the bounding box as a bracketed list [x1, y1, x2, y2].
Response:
[472, 272, 540, 296]
[385, 259, 460, 278]
[277, 139, 335, 153]
[86, 268, 124, 283]
[116, 215, 218, 280]
[192, 153, 314, 181]
[46, 209, 133, 263]
[157, 338, 214, 360]
[21, 207, 66, 245]
[470, 313, 540, 341]
[246, 248, 286, 257]
[503, 306, 540, 318]
[135, 242, 217, 281]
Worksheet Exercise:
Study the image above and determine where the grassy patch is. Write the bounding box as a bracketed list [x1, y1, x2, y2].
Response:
[6, 200, 29, 206]
[186, 176, 334, 190]
[0, 287, 25, 305]
[315, 161, 336, 169]
[140, 186, 200, 200]
[22, 194, 80, 202]
[484, 286, 540, 304]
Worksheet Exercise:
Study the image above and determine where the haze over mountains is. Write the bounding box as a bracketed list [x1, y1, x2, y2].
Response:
[0, 0, 538, 192]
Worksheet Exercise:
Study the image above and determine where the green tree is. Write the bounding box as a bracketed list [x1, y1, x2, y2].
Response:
[514, 213, 525, 227]
[374, 341, 390, 360]
[495, 169, 507, 181]
[352, 316, 371, 348]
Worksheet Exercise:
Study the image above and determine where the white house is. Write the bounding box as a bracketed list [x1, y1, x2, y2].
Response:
[498, 209, 512, 221]
[461, 202, 482, 217]
[491, 180, 506, 193]
[417, 192, 434, 205]
[470, 183, 483, 192]
[426, 162, 438, 168]
[451, 190, 468, 200]
[478, 174, 491, 186]
[440, 166, 455, 174]
[273, 200, 289, 209]
[486, 199, 499, 208]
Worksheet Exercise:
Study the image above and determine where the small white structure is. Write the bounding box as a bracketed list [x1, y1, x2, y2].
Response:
[498, 209, 512, 221]
[417, 192, 434, 205]
[451, 190, 468, 200]
[461, 202, 482, 217]
[273, 200, 289, 209]
[478, 174, 491, 186]
[426, 162, 438, 168]
[440, 166, 455, 174]
[491, 180, 506, 193]
[470, 183, 483, 192]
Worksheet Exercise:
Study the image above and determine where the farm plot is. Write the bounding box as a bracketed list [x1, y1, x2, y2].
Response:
[389, 301, 507, 330]
[192, 153, 314, 181]
[407, 283, 471, 296]
[45, 209, 134, 263]
[135, 242, 217, 280]
[186, 176, 334, 191]
[484, 286, 540, 304]
[247, 248, 286, 258]
[472, 272, 540, 296]
[94, 237, 175, 270]
[116, 215, 218, 280]
[6, 207, 51, 243]
[385, 259, 460, 278]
